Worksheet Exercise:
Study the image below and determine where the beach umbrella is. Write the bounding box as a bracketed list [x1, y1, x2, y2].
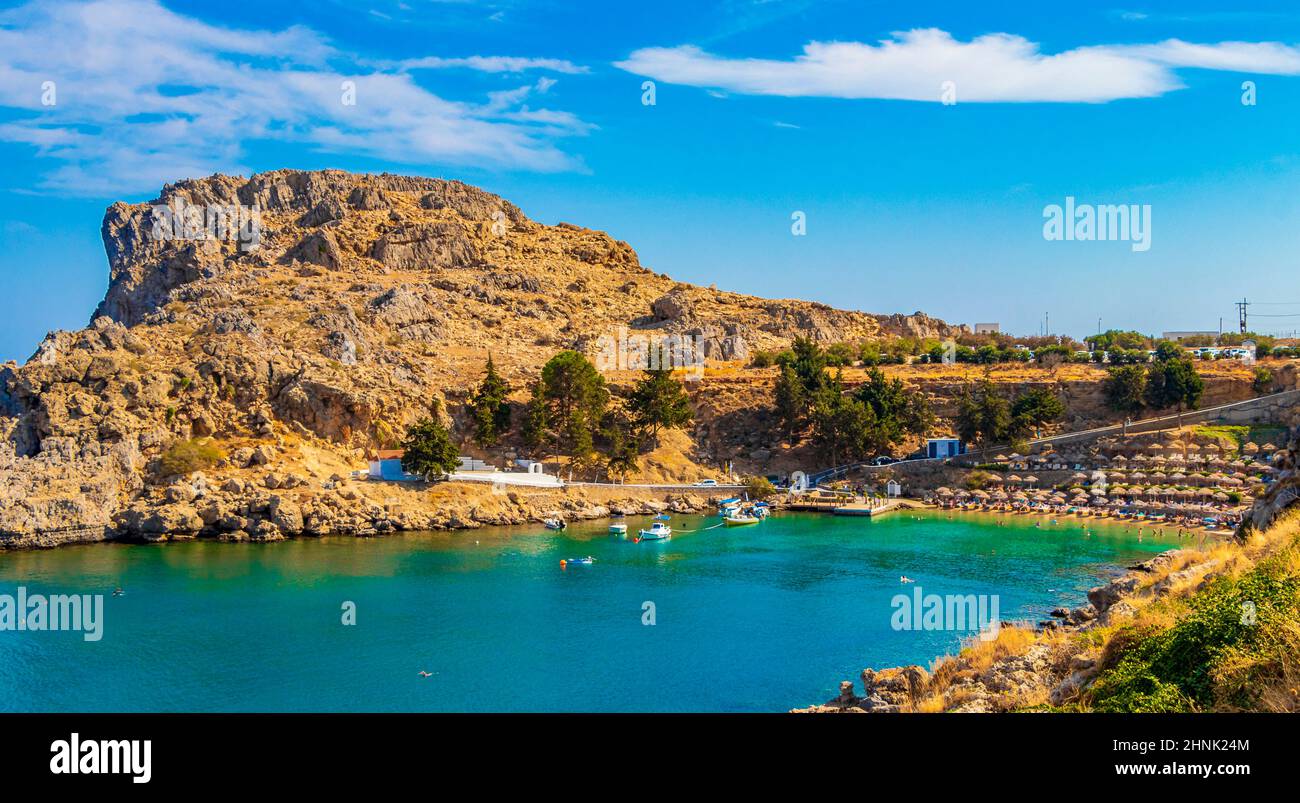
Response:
[971, 489, 989, 498]
[936, 487, 953, 496]
[1006, 474, 1022, 483]
[995, 454, 1009, 462]
[1090, 487, 1106, 496]
[1244, 442, 1260, 455]
[1186, 442, 1201, 452]
[1205, 443, 1221, 453]
[1213, 492, 1230, 502]
[1023, 474, 1039, 485]
[1262, 443, 1278, 452]
[1130, 471, 1147, 481]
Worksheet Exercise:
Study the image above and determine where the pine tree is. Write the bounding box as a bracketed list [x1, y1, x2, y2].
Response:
[469, 355, 511, 446]
[400, 406, 461, 480]
[628, 367, 693, 441]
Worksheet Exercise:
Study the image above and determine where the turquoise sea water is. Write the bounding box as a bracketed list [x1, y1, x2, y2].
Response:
[0, 511, 1176, 712]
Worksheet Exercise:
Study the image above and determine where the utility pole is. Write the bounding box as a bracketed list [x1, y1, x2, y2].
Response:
[1236, 298, 1250, 334]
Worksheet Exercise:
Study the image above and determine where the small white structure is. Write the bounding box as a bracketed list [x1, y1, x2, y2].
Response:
[885, 479, 902, 497]
[974, 323, 1000, 335]
[367, 450, 423, 482]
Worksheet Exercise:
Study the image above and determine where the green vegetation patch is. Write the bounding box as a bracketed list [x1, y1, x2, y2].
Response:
[1087, 542, 1300, 712]
[159, 439, 226, 476]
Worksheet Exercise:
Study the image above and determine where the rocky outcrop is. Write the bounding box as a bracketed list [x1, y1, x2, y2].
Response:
[370, 222, 479, 271]
[2, 168, 972, 550]
[794, 538, 1247, 714]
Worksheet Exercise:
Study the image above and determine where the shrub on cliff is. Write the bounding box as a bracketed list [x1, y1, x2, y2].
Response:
[159, 439, 225, 476]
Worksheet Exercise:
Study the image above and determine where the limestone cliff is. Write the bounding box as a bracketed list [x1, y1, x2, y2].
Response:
[0, 169, 968, 548]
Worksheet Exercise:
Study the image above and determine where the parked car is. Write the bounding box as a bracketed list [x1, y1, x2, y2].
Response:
[870, 455, 898, 466]
[693, 479, 718, 487]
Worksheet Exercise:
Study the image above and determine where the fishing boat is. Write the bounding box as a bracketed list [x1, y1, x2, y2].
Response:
[560, 556, 595, 567]
[636, 521, 672, 541]
[608, 522, 627, 535]
[543, 518, 566, 531]
[723, 513, 760, 527]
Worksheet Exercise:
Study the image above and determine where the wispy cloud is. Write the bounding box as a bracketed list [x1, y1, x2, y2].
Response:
[617, 28, 1300, 103]
[0, 0, 591, 196]
[397, 55, 588, 74]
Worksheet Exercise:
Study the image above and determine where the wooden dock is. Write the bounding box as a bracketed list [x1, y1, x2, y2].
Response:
[833, 500, 904, 517]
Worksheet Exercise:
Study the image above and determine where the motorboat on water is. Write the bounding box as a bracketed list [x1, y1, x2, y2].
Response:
[723, 513, 760, 527]
[543, 518, 566, 531]
[636, 521, 672, 541]
[560, 556, 595, 567]
[608, 522, 628, 535]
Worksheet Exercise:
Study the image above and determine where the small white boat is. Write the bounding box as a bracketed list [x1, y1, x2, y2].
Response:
[543, 518, 566, 531]
[609, 522, 627, 535]
[636, 521, 672, 541]
[723, 514, 760, 527]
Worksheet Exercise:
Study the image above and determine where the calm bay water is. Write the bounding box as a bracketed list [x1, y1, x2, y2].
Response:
[0, 511, 1174, 712]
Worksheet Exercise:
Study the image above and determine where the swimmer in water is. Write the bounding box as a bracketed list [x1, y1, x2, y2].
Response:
[418, 670, 434, 678]
[900, 576, 915, 584]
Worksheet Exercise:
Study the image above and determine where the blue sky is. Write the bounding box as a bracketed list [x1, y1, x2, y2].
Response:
[4, 0, 1300, 361]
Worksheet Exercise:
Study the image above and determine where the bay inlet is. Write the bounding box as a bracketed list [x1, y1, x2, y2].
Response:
[0, 511, 1173, 712]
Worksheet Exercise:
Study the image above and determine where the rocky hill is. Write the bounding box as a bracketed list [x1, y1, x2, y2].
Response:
[0, 169, 968, 548]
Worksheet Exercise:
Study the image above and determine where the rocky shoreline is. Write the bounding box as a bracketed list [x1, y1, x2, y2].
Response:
[1, 437, 717, 550]
[792, 546, 1221, 713]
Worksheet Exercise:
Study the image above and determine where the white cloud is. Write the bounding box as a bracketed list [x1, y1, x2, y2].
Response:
[616, 28, 1300, 103]
[398, 55, 588, 74]
[0, 0, 591, 196]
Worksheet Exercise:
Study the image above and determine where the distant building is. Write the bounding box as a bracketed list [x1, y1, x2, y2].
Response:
[926, 437, 966, 459]
[1162, 330, 1217, 342]
[885, 479, 902, 497]
[973, 323, 1000, 335]
[367, 449, 422, 482]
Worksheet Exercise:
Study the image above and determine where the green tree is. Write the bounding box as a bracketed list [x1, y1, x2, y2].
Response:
[627, 367, 693, 440]
[955, 381, 1011, 447]
[400, 410, 461, 480]
[1144, 358, 1204, 411]
[521, 383, 548, 453]
[789, 335, 829, 394]
[1103, 365, 1148, 415]
[468, 355, 511, 447]
[1009, 387, 1065, 439]
[1252, 366, 1275, 395]
[853, 367, 933, 448]
[811, 384, 878, 465]
[1152, 340, 1184, 362]
[528, 350, 609, 456]
[774, 363, 807, 439]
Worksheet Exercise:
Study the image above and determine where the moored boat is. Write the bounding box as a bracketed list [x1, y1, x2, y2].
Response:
[609, 522, 627, 535]
[723, 514, 760, 527]
[636, 521, 672, 541]
[543, 518, 566, 530]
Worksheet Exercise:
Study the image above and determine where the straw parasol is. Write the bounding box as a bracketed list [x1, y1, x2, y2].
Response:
[1244, 442, 1260, 455]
